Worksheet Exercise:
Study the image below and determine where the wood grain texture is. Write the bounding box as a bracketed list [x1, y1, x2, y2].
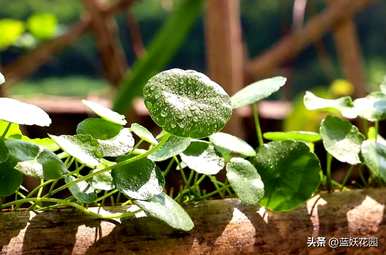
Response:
[1, 188, 386, 254]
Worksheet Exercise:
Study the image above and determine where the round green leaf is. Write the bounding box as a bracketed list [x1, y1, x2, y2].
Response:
[6, 139, 65, 179]
[0, 120, 22, 138]
[0, 98, 51, 126]
[130, 123, 158, 145]
[353, 92, 386, 121]
[0, 160, 22, 196]
[303, 91, 357, 118]
[98, 128, 134, 157]
[180, 141, 224, 175]
[226, 157, 264, 205]
[253, 140, 321, 211]
[0, 72, 4, 84]
[77, 118, 122, 140]
[361, 140, 386, 181]
[65, 176, 97, 204]
[231, 76, 286, 108]
[148, 135, 191, 162]
[0, 139, 9, 163]
[49, 134, 102, 168]
[82, 100, 127, 125]
[209, 132, 256, 157]
[143, 69, 232, 138]
[21, 137, 60, 152]
[320, 116, 364, 165]
[263, 131, 321, 143]
[112, 158, 164, 200]
[135, 192, 194, 231]
[91, 160, 115, 191]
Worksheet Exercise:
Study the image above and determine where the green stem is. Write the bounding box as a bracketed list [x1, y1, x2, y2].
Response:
[1, 122, 12, 139]
[340, 165, 354, 191]
[45, 132, 171, 198]
[326, 153, 333, 192]
[95, 189, 118, 203]
[0, 197, 135, 220]
[199, 185, 230, 200]
[375, 121, 379, 141]
[252, 104, 264, 147]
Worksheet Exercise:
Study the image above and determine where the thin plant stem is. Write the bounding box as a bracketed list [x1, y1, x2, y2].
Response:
[326, 153, 333, 192]
[375, 121, 379, 141]
[45, 133, 171, 198]
[252, 104, 264, 147]
[340, 165, 354, 190]
[1, 122, 12, 139]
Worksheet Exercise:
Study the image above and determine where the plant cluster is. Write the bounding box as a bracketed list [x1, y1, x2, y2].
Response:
[0, 69, 384, 232]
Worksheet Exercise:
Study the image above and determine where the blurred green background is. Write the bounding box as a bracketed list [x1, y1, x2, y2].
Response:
[0, 0, 385, 97]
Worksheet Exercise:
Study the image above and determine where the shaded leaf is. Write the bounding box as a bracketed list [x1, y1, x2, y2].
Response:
[0, 98, 51, 126]
[0, 160, 22, 196]
[143, 69, 232, 138]
[0, 139, 9, 163]
[77, 118, 122, 140]
[180, 141, 224, 175]
[65, 176, 97, 204]
[209, 132, 256, 157]
[226, 157, 264, 205]
[82, 100, 127, 125]
[112, 158, 164, 200]
[135, 192, 194, 231]
[303, 91, 357, 118]
[231, 76, 286, 108]
[320, 116, 364, 165]
[149, 135, 191, 161]
[253, 140, 321, 211]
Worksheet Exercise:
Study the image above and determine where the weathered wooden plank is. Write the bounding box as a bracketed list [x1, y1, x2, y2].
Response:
[1, 188, 386, 254]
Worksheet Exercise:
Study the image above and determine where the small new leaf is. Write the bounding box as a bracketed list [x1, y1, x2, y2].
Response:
[231, 76, 286, 108]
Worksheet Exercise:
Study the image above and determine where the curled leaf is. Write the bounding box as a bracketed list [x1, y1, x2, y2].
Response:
[303, 91, 357, 118]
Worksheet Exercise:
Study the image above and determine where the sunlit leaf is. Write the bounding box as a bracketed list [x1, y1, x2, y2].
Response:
[135, 192, 194, 231]
[148, 135, 191, 161]
[361, 140, 386, 181]
[226, 157, 264, 205]
[91, 159, 115, 191]
[303, 91, 357, 118]
[98, 128, 134, 157]
[231, 76, 286, 108]
[180, 141, 224, 175]
[209, 132, 256, 157]
[0, 72, 4, 84]
[112, 158, 164, 200]
[320, 116, 364, 165]
[353, 92, 386, 121]
[130, 123, 158, 145]
[0, 98, 51, 126]
[0, 19, 24, 49]
[143, 69, 232, 138]
[49, 134, 101, 168]
[263, 131, 321, 143]
[27, 13, 57, 40]
[254, 140, 321, 211]
[82, 100, 127, 125]
[0, 120, 22, 138]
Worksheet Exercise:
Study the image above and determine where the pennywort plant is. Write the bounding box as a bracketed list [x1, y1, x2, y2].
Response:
[302, 81, 386, 189]
[0, 69, 326, 232]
